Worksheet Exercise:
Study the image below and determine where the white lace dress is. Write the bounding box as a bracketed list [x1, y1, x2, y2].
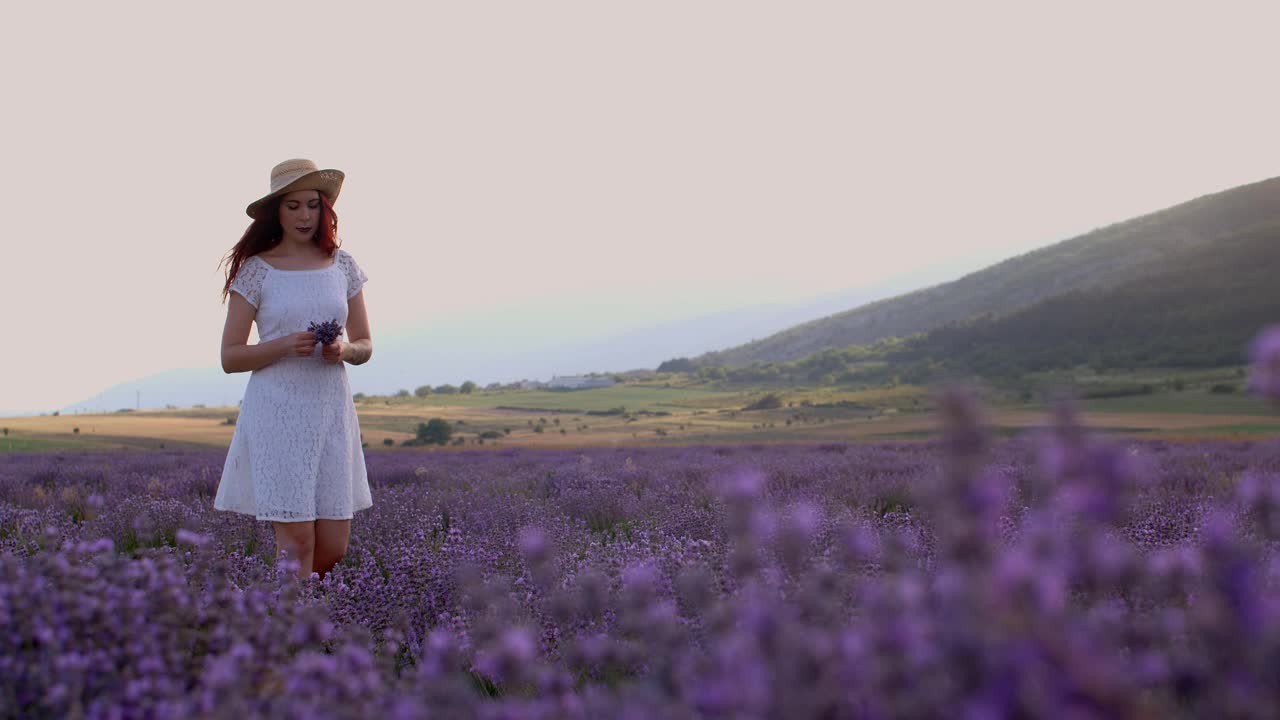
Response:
[214, 248, 373, 522]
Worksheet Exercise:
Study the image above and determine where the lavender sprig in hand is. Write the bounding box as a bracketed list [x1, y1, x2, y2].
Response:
[308, 319, 344, 347]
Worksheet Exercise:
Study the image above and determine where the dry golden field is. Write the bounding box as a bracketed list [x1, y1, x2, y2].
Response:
[3, 397, 1278, 453]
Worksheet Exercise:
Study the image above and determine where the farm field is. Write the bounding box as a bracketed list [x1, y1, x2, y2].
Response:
[1078, 390, 1280, 415]
[5, 383, 1279, 453]
[4, 398, 1280, 716]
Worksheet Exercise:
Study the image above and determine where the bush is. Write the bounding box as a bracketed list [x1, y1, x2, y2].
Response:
[460, 381, 477, 394]
[657, 357, 697, 373]
[416, 419, 453, 446]
[414, 386, 431, 398]
[435, 385, 458, 395]
[382, 438, 394, 446]
[395, 389, 410, 398]
[1210, 383, 1238, 394]
[744, 393, 784, 411]
[480, 430, 503, 440]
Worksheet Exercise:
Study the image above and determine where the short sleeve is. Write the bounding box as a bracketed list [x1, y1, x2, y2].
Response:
[229, 256, 270, 308]
[338, 249, 368, 299]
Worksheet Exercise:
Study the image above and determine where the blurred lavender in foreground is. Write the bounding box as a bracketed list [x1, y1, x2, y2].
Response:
[1249, 323, 1280, 402]
[3, 390, 1280, 717]
[308, 318, 343, 347]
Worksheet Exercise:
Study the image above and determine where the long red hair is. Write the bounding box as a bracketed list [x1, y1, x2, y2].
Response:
[220, 192, 341, 303]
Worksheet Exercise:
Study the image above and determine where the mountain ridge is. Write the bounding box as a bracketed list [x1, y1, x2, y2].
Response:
[682, 175, 1280, 369]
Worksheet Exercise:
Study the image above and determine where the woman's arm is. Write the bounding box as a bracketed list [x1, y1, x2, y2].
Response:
[221, 292, 314, 373]
[342, 290, 373, 365]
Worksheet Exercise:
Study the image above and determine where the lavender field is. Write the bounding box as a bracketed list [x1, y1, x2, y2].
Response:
[4, 392, 1280, 718]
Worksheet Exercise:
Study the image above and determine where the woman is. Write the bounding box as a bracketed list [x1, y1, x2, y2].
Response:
[214, 158, 374, 581]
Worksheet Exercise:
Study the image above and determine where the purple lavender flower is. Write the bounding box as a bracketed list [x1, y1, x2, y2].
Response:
[1248, 324, 1280, 402]
[6, 426, 1280, 716]
[308, 318, 343, 346]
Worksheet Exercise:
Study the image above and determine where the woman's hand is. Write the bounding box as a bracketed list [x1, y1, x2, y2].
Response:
[321, 340, 347, 364]
[276, 331, 317, 360]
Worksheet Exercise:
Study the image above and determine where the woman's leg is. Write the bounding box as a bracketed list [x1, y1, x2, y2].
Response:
[313, 518, 352, 581]
[272, 520, 316, 579]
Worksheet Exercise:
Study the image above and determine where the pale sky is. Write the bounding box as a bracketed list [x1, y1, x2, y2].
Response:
[4, 1, 1280, 414]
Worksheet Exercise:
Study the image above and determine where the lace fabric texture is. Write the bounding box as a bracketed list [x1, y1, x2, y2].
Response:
[215, 248, 372, 522]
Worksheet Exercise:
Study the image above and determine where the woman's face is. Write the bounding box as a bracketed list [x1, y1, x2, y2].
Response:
[278, 190, 322, 244]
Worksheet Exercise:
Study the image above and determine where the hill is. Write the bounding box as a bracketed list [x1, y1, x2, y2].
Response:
[677, 175, 1280, 369]
[887, 219, 1280, 378]
[692, 219, 1280, 388]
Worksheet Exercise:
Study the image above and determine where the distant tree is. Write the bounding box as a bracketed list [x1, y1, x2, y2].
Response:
[417, 418, 453, 446]
[52, 411, 60, 417]
[534, 425, 544, 434]
[1, 428, 6, 436]
[744, 393, 784, 411]
[460, 381, 477, 394]
[396, 389, 411, 398]
[73, 427, 79, 434]
[657, 357, 697, 373]
[435, 384, 459, 395]
[414, 386, 432, 398]
[383, 438, 394, 446]
[353, 393, 366, 401]
[699, 366, 728, 381]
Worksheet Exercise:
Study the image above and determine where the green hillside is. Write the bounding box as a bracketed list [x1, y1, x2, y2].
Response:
[888, 220, 1280, 378]
[676, 175, 1280, 369]
[688, 219, 1279, 388]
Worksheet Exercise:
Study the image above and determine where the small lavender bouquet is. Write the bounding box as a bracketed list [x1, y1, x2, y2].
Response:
[308, 319, 344, 347]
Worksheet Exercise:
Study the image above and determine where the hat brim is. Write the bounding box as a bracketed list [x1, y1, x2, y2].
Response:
[245, 169, 345, 219]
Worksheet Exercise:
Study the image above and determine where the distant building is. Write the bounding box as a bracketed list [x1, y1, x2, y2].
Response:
[516, 379, 548, 390]
[547, 375, 615, 390]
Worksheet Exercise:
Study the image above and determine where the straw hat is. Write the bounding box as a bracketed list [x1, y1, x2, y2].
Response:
[245, 158, 345, 219]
